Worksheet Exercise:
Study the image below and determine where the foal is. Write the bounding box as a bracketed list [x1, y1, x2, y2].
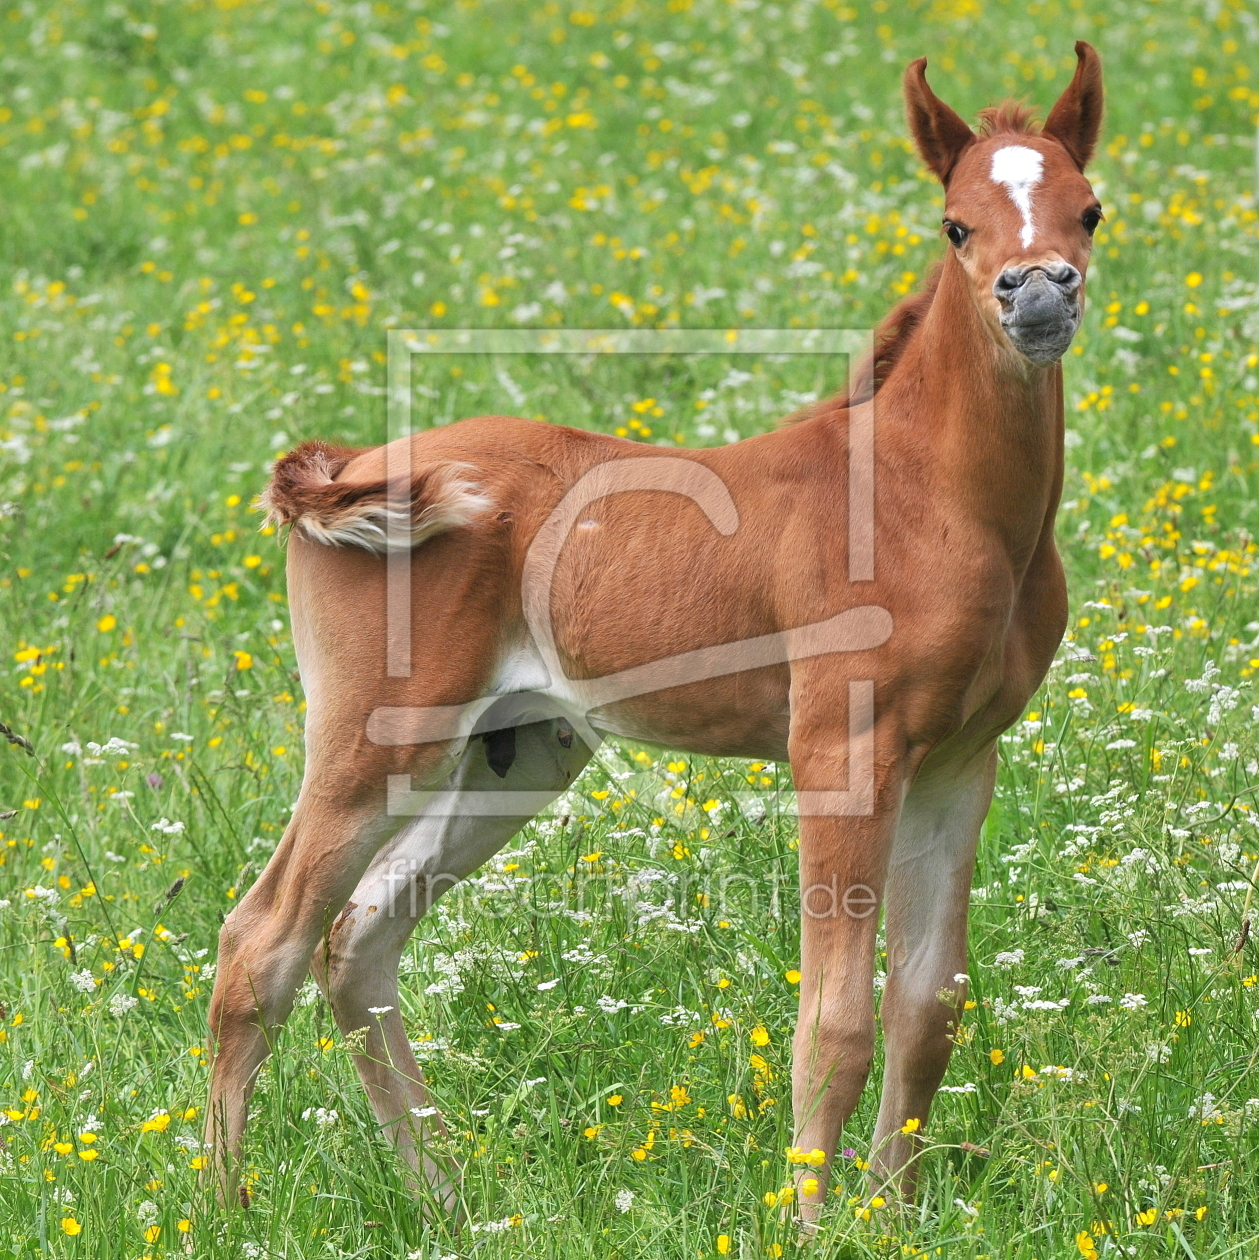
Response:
[208, 44, 1104, 1218]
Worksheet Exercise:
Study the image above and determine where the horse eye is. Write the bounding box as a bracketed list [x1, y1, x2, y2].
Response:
[1082, 207, 1103, 235]
[944, 221, 969, 248]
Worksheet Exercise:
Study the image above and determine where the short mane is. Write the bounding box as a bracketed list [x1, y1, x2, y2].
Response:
[782, 262, 943, 425]
[976, 99, 1040, 137]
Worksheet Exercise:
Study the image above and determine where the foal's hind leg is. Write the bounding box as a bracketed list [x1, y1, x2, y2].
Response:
[203, 740, 461, 1201]
[312, 716, 591, 1207]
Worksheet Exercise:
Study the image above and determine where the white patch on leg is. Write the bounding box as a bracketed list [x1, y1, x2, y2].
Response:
[990, 145, 1044, 249]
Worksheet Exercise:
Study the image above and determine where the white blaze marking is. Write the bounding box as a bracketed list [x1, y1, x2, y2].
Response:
[990, 144, 1044, 249]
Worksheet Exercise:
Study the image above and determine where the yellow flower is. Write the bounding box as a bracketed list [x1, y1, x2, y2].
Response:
[1136, 1208, 1158, 1226]
[60, 1218, 81, 1236]
[989, 1048, 1005, 1065]
[784, 969, 802, 984]
[78, 1149, 98, 1161]
[1185, 271, 1203, 288]
[717, 1236, 731, 1256]
[750, 1026, 770, 1047]
[606, 1094, 623, 1106]
[143, 1226, 160, 1243]
[177, 1219, 192, 1233]
[243, 554, 262, 568]
[189, 1155, 208, 1170]
[141, 1111, 171, 1133]
[900, 1117, 920, 1135]
[233, 650, 253, 671]
[96, 614, 117, 633]
[630, 1147, 646, 1160]
[1076, 1231, 1099, 1258]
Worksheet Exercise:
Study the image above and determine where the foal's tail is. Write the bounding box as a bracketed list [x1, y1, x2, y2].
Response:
[260, 440, 493, 553]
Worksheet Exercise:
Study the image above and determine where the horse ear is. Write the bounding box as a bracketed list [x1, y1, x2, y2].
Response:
[903, 57, 975, 185]
[1042, 41, 1104, 170]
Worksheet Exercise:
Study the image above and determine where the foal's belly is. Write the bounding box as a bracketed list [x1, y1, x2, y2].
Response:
[585, 662, 794, 761]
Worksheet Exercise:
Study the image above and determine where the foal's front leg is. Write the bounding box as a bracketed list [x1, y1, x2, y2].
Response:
[787, 716, 905, 1223]
[868, 749, 994, 1194]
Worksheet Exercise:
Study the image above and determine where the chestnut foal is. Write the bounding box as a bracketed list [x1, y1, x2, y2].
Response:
[207, 45, 1103, 1220]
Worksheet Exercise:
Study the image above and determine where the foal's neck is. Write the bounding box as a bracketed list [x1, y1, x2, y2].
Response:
[886, 257, 1065, 568]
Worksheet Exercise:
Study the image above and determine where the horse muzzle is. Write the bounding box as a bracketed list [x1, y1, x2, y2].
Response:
[993, 261, 1083, 365]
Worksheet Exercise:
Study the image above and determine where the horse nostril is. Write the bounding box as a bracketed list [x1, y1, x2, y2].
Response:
[993, 267, 1028, 300]
[1045, 261, 1082, 292]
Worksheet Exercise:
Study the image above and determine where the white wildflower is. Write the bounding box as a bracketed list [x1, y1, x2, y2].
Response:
[1189, 1092, 1223, 1122]
[1039, 1065, 1082, 1082]
[301, 1107, 340, 1128]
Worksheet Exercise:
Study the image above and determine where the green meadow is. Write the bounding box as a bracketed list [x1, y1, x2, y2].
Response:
[1, 0, 1258, 1255]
